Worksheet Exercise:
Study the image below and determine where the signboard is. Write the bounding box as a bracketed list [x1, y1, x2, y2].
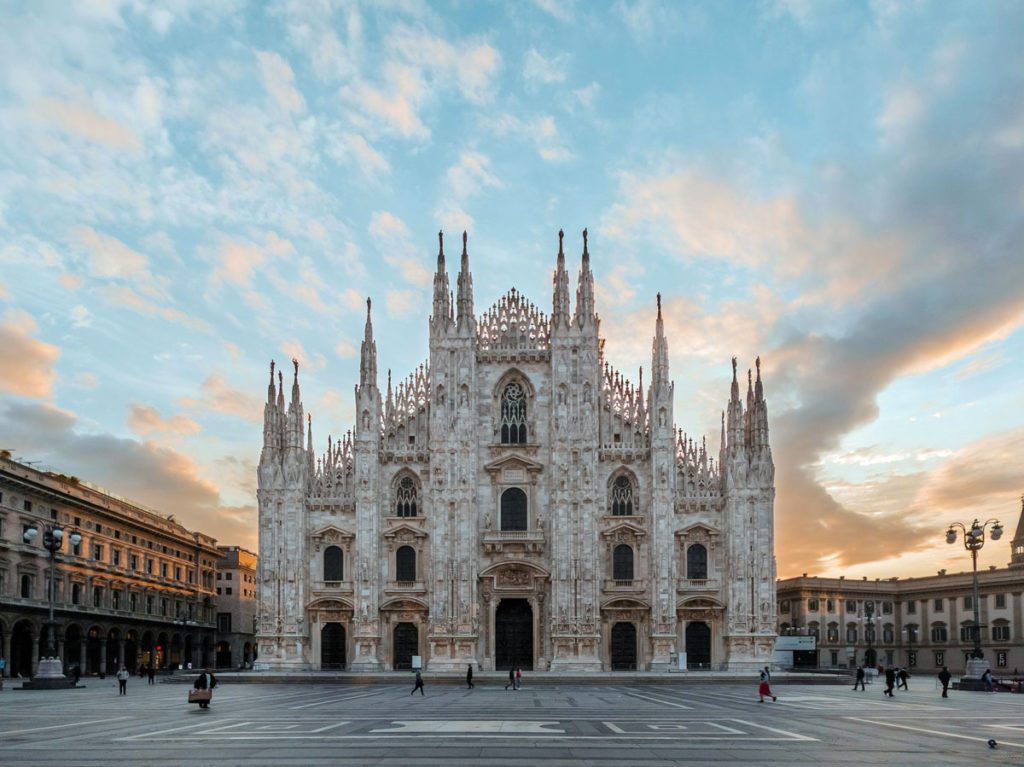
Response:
[411, 656, 422, 670]
[774, 636, 816, 651]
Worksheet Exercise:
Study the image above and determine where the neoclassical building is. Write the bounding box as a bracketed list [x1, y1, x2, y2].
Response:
[256, 231, 777, 672]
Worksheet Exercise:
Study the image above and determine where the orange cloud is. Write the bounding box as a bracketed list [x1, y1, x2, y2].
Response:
[36, 98, 140, 150]
[0, 309, 60, 398]
[179, 373, 263, 423]
[101, 285, 210, 332]
[128, 404, 202, 437]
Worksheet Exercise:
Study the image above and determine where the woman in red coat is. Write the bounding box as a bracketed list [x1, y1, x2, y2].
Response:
[758, 669, 777, 702]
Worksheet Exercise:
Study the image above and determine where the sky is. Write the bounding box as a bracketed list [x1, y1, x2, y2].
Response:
[0, 0, 1022, 580]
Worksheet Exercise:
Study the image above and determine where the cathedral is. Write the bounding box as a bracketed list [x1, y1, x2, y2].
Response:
[255, 230, 777, 672]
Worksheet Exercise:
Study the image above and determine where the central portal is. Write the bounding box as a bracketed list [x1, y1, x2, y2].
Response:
[495, 598, 533, 670]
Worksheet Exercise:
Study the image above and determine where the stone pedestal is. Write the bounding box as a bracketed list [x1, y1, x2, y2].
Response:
[22, 657, 78, 690]
[548, 634, 603, 671]
[964, 657, 990, 679]
[349, 636, 381, 672]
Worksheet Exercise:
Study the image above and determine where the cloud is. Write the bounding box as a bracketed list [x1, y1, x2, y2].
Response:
[59, 274, 83, 291]
[486, 113, 572, 163]
[369, 211, 433, 286]
[35, 98, 141, 151]
[101, 285, 210, 332]
[210, 232, 293, 290]
[878, 84, 924, 146]
[0, 400, 256, 548]
[523, 48, 568, 88]
[434, 151, 502, 231]
[128, 404, 202, 436]
[0, 310, 60, 398]
[70, 305, 92, 328]
[327, 131, 390, 179]
[385, 26, 501, 104]
[335, 339, 357, 359]
[341, 64, 430, 141]
[74, 371, 100, 390]
[385, 288, 417, 318]
[280, 339, 327, 372]
[0, 281, 7, 300]
[179, 373, 263, 422]
[256, 50, 306, 114]
[72, 226, 153, 285]
[531, 0, 575, 20]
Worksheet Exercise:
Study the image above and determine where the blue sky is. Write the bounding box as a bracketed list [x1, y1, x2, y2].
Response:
[1, 0, 1022, 577]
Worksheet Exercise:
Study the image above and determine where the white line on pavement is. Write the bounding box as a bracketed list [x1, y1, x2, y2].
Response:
[0, 717, 134, 738]
[845, 717, 1024, 749]
[623, 689, 693, 709]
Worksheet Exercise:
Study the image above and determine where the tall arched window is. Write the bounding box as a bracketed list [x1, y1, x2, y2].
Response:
[395, 475, 418, 517]
[611, 475, 635, 516]
[20, 574, 32, 598]
[500, 382, 528, 444]
[686, 544, 708, 580]
[396, 546, 416, 582]
[613, 544, 634, 581]
[500, 487, 528, 531]
[324, 545, 344, 581]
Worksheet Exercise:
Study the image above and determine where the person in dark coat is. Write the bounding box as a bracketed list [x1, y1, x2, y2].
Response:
[883, 666, 896, 697]
[938, 666, 951, 698]
[193, 667, 217, 709]
[853, 665, 866, 691]
[466, 664, 474, 689]
[410, 670, 424, 696]
[147, 665, 155, 685]
[72, 665, 81, 685]
[505, 668, 515, 691]
[897, 668, 909, 690]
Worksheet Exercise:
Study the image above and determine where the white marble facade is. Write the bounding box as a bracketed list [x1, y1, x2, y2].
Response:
[256, 230, 776, 672]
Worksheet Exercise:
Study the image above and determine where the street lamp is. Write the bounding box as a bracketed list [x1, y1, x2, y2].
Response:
[945, 518, 1003, 675]
[862, 601, 880, 667]
[22, 524, 82, 683]
[902, 626, 916, 668]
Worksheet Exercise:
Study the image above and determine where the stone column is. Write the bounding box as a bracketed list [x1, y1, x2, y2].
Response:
[118, 639, 126, 667]
[2, 631, 10, 676]
[31, 634, 39, 676]
[57, 638, 65, 670]
[99, 643, 107, 675]
[80, 639, 87, 674]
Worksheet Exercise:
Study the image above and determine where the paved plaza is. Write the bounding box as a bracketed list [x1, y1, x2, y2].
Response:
[0, 678, 1022, 766]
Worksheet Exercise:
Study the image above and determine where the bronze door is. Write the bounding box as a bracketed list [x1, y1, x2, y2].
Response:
[495, 599, 533, 670]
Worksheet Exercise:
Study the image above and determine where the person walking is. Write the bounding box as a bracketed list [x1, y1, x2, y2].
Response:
[853, 665, 866, 691]
[758, 673, 777, 703]
[938, 666, 951, 698]
[466, 664, 474, 690]
[515, 667, 523, 690]
[116, 665, 129, 696]
[883, 666, 896, 697]
[193, 667, 217, 709]
[897, 668, 909, 690]
[505, 668, 515, 691]
[147, 664, 155, 685]
[411, 670, 425, 696]
[762, 666, 771, 683]
[72, 665, 81, 686]
[982, 668, 995, 692]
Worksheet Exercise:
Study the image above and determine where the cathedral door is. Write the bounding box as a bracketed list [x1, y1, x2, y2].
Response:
[321, 623, 346, 669]
[393, 622, 418, 670]
[610, 622, 637, 670]
[495, 598, 533, 670]
[685, 622, 711, 668]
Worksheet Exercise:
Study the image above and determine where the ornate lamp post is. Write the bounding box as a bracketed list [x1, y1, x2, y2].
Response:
[862, 601, 879, 667]
[902, 625, 916, 668]
[22, 524, 82, 686]
[945, 518, 1003, 678]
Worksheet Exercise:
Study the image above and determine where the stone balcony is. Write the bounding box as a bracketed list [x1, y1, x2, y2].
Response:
[602, 578, 648, 593]
[310, 580, 354, 597]
[384, 580, 427, 595]
[677, 579, 720, 592]
[481, 528, 546, 554]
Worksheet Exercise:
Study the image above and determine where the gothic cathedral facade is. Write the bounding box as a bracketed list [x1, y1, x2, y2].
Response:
[256, 231, 777, 672]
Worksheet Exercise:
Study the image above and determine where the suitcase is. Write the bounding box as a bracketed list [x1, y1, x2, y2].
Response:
[188, 689, 212, 704]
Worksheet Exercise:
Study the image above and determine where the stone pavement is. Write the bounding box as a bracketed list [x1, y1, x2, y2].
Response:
[0, 678, 1021, 766]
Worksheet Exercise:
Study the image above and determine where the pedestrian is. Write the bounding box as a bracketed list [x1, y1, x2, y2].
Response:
[466, 664, 474, 690]
[147, 664, 155, 685]
[0, 656, 6, 690]
[762, 666, 771, 683]
[982, 669, 994, 692]
[938, 666, 951, 698]
[72, 665, 81, 686]
[883, 666, 896, 697]
[192, 666, 217, 709]
[116, 665, 129, 695]
[411, 670, 425, 696]
[853, 665, 866, 691]
[515, 667, 523, 690]
[897, 668, 909, 690]
[505, 668, 515, 691]
[187, 661, 193, 672]
[758, 674, 777, 703]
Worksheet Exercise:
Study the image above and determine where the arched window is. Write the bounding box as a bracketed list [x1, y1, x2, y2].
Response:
[323, 546, 344, 582]
[20, 574, 32, 598]
[826, 623, 839, 643]
[500, 488, 528, 531]
[931, 624, 948, 643]
[611, 475, 634, 516]
[500, 382, 528, 444]
[613, 544, 634, 581]
[395, 475, 418, 517]
[686, 544, 708, 580]
[396, 546, 416, 582]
